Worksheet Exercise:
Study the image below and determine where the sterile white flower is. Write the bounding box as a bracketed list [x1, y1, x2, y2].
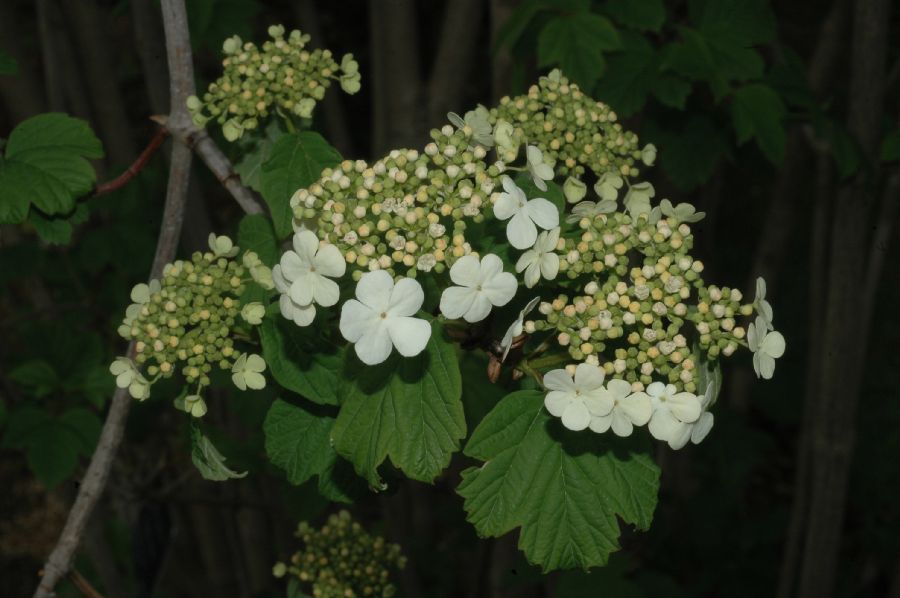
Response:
[493, 176, 559, 249]
[747, 315, 785, 379]
[280, 230, 346, 308]
[110, 357, 139, 389]
[448, 105, 494, 147]
[563, 177, 587, 204]
[623, 182, 655, 219]
[544, 363, 613, 431]
[680, 382, 717, 447]
[340, 270, 432, 365]
[754, 277, 774, 329]
[493, 119, 519, 158]
[499, 296, 540, 362]
[646, 382, 701, 447]
[231, 353, 267, 390]
[208, 233, 239, 258]
[241, 302, 265, 325]
[587, 378, 652, 437]
[178, 394, 208, 418]
[130, 279, 161, 305]
[641, 143, 657, 166]
[516, 227, 560, 288]
[594, 172, 624, 201]
[440, 254, 517, 322]
[659, 199, 705, 223]
[272, 264, 316, 326]
[525, 145, 554, 191]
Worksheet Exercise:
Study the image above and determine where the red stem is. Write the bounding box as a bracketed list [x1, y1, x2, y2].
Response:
[93, 127, 169, 196]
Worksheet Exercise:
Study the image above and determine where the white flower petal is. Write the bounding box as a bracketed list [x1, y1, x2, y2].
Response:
[561, 401, 590, 431]
[648, 409, 681, 441]
[573, 362, 605, 391]
[619, 392, 652, 425]
[389, 277, 425, 317]
[293, 230, 319, 261]
[314, 244, 346, 278]
[526, 198, 560, 230]
[507, 211, 538, 249]
[339, 299, 375, 342]
[668, 425, 692, 450]
[464, 293, 493, 323]
[354, 324, 393, 365]
[440, 286, 477, 320]
[449, 254, 482, 287]
[540, 253, 559, 280]
[290, 276, 314, 306]
[280, 251, 306, 281]
[545, 391, 572, 417]
[607, 379, 634, 400]
[493, 191, 520, 221]
[610, 410, 635, 437]
[481, 272, 517, 307]
[543, 369, 576, 393]
[355, 270, 394, 311]
[669, 392, 701, 423]
[691, 412, 714, 444]
[589, 413, 613, 434]
[762, 330, 786, 358]
[312, 275, 341, 307]
[387, 316, 431, 357]
[758, 353, 776, 379]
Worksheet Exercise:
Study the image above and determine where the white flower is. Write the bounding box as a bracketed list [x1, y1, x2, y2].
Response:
[493, 176, 559, 249]
[544, 363, 613, 431]
[231, 353, 267, 390]
[671, 382, 716, 448]
[448, 105, 494, 147]
[516, 227, 560, 288]
[208, 233, 239, 258]
[241, 302, 265, 325]
[440, 254, 517, 323]
[110, 357, 151, 400]
[340, 270, 432, 365]
[748, 315, 785, 379]
[177, 394, 208, 418]
[499, 296, 540, 362]
[641, 143, 657, 166]
[566, 199, 617, 224]
[280, 230, 345, 308]
[587, 379, 652, 437]
[623, 182, 655, 219]
[525, 145, 554, 191]
[659, 199, 705, 223]
[594, 172, 623, 201]
[563, 177, 587, 203]
[273, 264, 316, 326]
[754, 277, 774, 329]
[130, 279, 161, 305]
[646, 382, 701, 447]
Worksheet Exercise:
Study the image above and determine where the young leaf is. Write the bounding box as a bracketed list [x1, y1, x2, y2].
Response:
[0, 113, 103, 224]
[259, 316, 343, 406]
[731, 83, 787, 163]
[264, 399, 336, 486]
[643, 115, 729, 191]
[259, 131, 341, 239]
[594, 33, 657, 117]
[58, 408, 102, 457]
[238, 213, 278, 266]
[538, 13, 620, 89]
[234, 120, 285, 192]
[457, 391, 660, 571]
[331, 325, 465, 488]
[190, 426, 247, 481]
[689, 0, 776, 47]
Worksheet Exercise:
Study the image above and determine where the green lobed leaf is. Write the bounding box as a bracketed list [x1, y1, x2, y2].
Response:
[8, 359, 59, 397]
[663, 28, 763, 100]
[264, 399, 336, 486]
[731, 83, 787, 163]
[331, 324, 465, 488]
[652, 73, 692, 109]
[594, 32, 657, 117]
[26, 422, 81, 488]
[688, 0, 776, 46]
[0, 113, 103, 224]
[190, 426, 248, 481]
[643, 115, 729, 191]
[457, 391, 660, 571]
[58, 408, 102, 457]
[234, 120, 285, 192]
[259, 131, 341, 239]
[259, 316, 343, 406]
[537, 13, 620, 89]
[238, 213, 279, 266]
[604, 0, 665, 32]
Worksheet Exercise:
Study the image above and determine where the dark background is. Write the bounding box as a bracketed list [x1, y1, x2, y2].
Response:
[1, 0, 898, 597]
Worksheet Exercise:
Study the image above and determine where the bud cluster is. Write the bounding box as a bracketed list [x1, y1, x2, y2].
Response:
[187, 25, 361, 141]
[489, 70, 642, 179]
[273, 511, 406, 598]
[527, 188, 758, 393]
[291, 125, 504, 280]
[116, 251, 246, 389]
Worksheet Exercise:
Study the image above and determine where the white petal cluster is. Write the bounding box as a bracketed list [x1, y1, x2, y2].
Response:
[748, 315, 785, 379]
[340, 270, 432, 365]
[493, 176, 559, 249]
[440, 254, 517, 323]
[646, 382, 701, 449]
[516, 227, 560, 288]
[273, 230, 346, 327]
[499, 296, 540, 362]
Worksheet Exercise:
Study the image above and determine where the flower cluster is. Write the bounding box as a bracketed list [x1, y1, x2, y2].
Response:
[110, 235, 272, 415]
[273, 510, 406, 598]
[187, 25, 360, 141]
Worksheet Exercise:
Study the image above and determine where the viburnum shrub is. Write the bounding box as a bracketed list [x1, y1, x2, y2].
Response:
[110, 29, 786, 573]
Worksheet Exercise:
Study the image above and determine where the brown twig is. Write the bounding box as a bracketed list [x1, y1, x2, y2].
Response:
[67, 569, 105, 598]
[93, 127, 169, 196]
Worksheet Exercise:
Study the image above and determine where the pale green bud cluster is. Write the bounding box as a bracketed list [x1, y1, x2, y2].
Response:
[274, 510, 406, 598]
[292, 125, 504, 280]
[490, 69, 642, 179]
[187, 25, 361, 141]
[528, 190, 761, 393]
[115, 250, 247, 390]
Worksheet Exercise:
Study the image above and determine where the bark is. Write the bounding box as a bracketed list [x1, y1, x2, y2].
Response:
[796, 1, 892, 597]
[369, 0, 425, 153]
[61, 0, 138, 162]
[490, 0, 518, 102]
[427, 0, 484, 126]
[131, 0, 171, 116]
[0, 1, 46, 122]
[35, 0, 65, 111]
